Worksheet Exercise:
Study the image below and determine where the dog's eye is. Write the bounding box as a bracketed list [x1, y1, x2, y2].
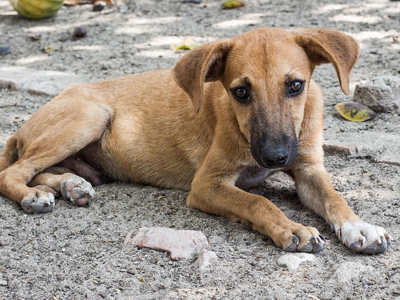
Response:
[232, 87, 250, 103]
[288, 80, 305, 96]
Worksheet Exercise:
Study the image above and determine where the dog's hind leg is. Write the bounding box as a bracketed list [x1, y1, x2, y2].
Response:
[0, 97, 111, 213]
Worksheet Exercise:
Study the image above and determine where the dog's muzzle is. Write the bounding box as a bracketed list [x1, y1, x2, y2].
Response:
[250, 136, 298, 169]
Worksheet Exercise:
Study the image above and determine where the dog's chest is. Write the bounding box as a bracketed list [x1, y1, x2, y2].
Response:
[236, 166, 276, 189]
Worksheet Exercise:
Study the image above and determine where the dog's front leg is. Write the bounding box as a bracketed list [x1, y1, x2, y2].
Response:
[292, 162, 391, 254]
[188, 153, 325, 252]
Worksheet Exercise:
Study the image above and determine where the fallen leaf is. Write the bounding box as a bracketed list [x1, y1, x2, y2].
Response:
[335, 102, 376, 122]
[44, 45, 58, 53]
[222, 0, 245, 9]
[139, 277, 145, 282]
[170, 38, 201, 51]
[157, 195, 165, 200]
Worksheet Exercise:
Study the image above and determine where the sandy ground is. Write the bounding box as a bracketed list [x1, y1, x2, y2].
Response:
[0, 0, 400, 299]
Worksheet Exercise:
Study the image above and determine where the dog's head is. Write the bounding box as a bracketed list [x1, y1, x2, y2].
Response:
[173, 28, 359, 169]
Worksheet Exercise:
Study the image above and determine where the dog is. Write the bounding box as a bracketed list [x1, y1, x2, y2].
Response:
[0, 28, 391, 254]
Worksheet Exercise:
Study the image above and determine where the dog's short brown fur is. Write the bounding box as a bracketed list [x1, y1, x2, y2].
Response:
[0, 28, 391, 254]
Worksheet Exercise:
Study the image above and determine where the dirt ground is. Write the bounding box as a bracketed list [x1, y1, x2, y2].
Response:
[0, 0, 400, 299]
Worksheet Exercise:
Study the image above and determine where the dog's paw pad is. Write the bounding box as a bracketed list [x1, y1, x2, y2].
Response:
[335, 222, 392, 255]
[21, 193, 55, 213]
[61, 177, 95, 206]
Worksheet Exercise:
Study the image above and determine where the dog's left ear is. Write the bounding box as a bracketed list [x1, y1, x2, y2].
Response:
[172, 39, 233, 113]
[293, 28, 360, 95]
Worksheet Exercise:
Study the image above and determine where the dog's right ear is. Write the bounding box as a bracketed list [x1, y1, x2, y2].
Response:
[172, 39, 233, 113]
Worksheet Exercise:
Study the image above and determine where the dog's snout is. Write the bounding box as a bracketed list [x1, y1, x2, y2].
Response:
[251, 135, 297, 169]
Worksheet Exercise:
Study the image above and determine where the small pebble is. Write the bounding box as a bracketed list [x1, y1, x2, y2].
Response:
[93, 1, 107, 11]
[0, 46, 10, 56]
[73, 27, 87, 39]
[30, 34, 42, 41]
[277, 253, 315, 270]
[197, 248, 218, 272]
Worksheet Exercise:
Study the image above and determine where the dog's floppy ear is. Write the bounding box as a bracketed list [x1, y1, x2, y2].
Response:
[293, 28, 360, 95]
[172, 39, 233, 113]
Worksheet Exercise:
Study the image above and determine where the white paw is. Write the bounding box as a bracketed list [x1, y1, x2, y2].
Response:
[61, 177, 95, 206]
[21, 192, 55, 213]
[334, 221, 392, 254]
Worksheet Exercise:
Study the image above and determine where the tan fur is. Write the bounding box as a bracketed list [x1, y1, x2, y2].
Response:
[0, 28, 391, 253]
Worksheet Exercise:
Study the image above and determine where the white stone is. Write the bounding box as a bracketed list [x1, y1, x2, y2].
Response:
[329, 261, 374, 285]
[353, 76, 400, 113]
[0, 66, 86, 96]
[277, 253, 316, 270]
[197, 248, 218, 272]
[124, 227, 209, 260]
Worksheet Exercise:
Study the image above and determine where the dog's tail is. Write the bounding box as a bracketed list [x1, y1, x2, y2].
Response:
[0, 137, 18, 172]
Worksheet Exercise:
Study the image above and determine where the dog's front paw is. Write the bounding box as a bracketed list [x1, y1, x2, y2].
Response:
[21, 192, 55, 213]
[280, 226, 325, 253]
[61, 177, 95, 206]
[335, 222, 392, 254]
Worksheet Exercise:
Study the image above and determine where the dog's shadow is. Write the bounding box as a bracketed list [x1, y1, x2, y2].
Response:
[247, 172, 329, 231]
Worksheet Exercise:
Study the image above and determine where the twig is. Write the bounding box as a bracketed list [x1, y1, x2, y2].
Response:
[0, 105, 27, 109]
[83, 240, 120, 243]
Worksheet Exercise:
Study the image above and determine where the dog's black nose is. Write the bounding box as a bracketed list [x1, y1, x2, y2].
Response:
[263, 153, 289, 167]
[251, 135, 298, 169]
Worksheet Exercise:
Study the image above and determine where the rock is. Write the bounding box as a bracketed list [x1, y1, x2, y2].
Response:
[324, 131, 400, 166]
[0, 66, 86, 96]
[197, 248, 218, 272]
[329, 261, 374, 285]
[93, 1, 107, 11]
[353, 76, 400, 114]
[277, 253, 315, 270]
[323, 142, 367, 157]
[73, 27, 88, 39]
[0, 46, 10, 56]
[124, 227, 209, 260]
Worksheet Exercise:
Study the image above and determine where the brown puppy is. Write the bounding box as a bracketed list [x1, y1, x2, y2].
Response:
[0, 28, 391, 254]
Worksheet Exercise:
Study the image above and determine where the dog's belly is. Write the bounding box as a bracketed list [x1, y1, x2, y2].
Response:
[88, 116, 210, 190]
[236, 166, 277, 189]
